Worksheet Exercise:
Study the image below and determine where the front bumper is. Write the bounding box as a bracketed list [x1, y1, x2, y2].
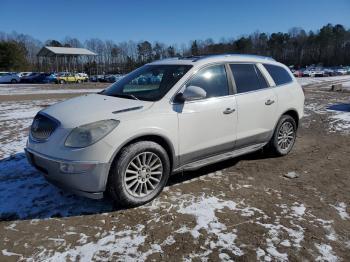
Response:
[25, 148, 111, 199]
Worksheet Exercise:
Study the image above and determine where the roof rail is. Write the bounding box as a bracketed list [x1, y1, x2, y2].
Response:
[158, 57, 179, 61]
[157, 54, 276, 63]
[192, 54, 276, 62]
[177, 56, 203, 61]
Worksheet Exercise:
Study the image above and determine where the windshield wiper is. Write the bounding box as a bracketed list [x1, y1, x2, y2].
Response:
[109, 93, 139, 100]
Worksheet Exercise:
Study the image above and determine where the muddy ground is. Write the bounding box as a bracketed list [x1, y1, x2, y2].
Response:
[0, 80, 349, 261]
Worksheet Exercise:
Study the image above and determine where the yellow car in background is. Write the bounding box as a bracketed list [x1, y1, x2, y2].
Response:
[56, 72, 88, 84]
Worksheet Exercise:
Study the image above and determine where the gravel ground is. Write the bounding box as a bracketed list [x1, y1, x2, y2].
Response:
[0, 78, 349, 261]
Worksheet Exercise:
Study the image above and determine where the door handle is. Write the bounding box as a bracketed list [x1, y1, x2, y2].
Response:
[265, 99, 275, 105]
[223, 108, 236, 114]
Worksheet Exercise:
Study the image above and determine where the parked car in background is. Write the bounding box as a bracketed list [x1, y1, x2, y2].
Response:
[89, 75, 105, 82]
[76, 73, 89, 82]
[26, 54, 304, 207]
[56, 72, 75, 84]
[313, 68, 328, 77]
[104, 74, 124, 83]
[302, 67, 327, 77]
[335, 67, 348, 75]
[302, 68, 313, 77]
[17, 72, 33, 78]
[327, 67, 342, 76]
[42, 73, 57, 83]
[292, 69, 303, 77]
[74, 73, 88, 83]
[20, 73, 56, 83]
[324, 68, 335, 76]
[103, 75, 114, 83]
[56, 72, 85, 84]
[0, 72, 21, 83]
[20, 73, 40, 83]
[89, 75, 97, 82]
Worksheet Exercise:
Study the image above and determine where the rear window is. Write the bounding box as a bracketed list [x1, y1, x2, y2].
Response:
[263, 64, 293, 85]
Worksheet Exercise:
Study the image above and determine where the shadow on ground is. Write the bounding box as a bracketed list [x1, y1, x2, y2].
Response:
[327, 103, 350, 112]
[0, 149, 270, 221]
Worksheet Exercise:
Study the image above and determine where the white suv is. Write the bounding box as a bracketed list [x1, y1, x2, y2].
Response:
[25, 55, 304, 207]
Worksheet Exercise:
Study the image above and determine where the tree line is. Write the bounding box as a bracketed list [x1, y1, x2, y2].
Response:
[1, 23, 349, 74]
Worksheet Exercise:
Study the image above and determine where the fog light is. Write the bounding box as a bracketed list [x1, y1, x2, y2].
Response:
[59, 162, 96, 174]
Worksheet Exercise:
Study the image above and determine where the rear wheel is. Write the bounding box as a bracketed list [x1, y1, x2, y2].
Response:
[107, 141, 170, 207]
[59, 79, 65, 84]
[267, 115, 297, 156]
[11, 79, 17, 83]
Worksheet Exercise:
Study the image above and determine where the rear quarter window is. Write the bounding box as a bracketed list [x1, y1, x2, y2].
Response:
[263, 64, 293, 86]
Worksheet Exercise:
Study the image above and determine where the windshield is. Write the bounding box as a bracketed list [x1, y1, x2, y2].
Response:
[101, 64, 192, 101]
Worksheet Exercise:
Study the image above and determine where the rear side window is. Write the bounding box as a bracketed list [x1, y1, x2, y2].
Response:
[263, 64, 293, 85]
[230, 64, 268, 93]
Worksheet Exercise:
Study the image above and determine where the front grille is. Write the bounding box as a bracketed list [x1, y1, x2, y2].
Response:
[30, 113, 59, 141]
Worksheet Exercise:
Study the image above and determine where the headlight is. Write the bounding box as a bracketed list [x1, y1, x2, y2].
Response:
[65, 119, 119, 148]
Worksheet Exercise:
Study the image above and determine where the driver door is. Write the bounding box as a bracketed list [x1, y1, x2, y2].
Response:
[175, 64, 237, 165]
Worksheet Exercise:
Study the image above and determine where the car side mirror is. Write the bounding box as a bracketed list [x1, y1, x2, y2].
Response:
[174, 85, 207, 103]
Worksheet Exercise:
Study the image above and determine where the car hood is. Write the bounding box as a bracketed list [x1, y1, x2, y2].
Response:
[42, 93, 153, 128]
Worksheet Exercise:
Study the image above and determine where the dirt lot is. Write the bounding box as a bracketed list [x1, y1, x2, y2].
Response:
[0, 79, 349, 261]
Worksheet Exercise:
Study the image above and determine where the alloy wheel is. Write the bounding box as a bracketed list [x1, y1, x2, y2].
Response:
[277, 121, 295, 151]
[124, 152, 163, 198]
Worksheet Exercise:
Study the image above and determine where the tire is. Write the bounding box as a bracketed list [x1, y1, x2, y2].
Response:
[11, 79, 17, 83]
[266, 115, 297, 156]
[107, 141, 170, 207]
[59, 79, 65, 84]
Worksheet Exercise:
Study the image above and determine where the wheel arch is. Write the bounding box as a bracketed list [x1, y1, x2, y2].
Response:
[108, 133, 177, 171]
[267, 108, 300, 142]
[281, 109, 300, 128]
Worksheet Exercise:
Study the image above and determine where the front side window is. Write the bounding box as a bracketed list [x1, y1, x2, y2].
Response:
[102, 64, 192, 101]
[230, 64, 268, 93]
[185, 64, 229, 98]
[263, 64, 293, 85]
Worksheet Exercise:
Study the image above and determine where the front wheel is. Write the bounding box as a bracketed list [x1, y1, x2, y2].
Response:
[267, 115, 297, 156]
[107, 141, 170, 207]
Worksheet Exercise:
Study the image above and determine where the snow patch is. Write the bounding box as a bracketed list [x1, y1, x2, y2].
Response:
[0, 154, 113, 220]
[162, 235, 176, 246]
[297, 75, 350, 87]
[291, 203, 306, 217]
[0, 99, 60, 158]
[36, 225, 162, 261]
[178, 196, 248, 256]
[327, 110, 350, 132]
[330, 202, 349, 220]
[315, 243, 339, 262]
[315, 219, 338, 241]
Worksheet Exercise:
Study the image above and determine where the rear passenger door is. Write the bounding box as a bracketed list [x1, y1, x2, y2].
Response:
[229, 63, 278, 148]
[262, 64, 300, 121]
